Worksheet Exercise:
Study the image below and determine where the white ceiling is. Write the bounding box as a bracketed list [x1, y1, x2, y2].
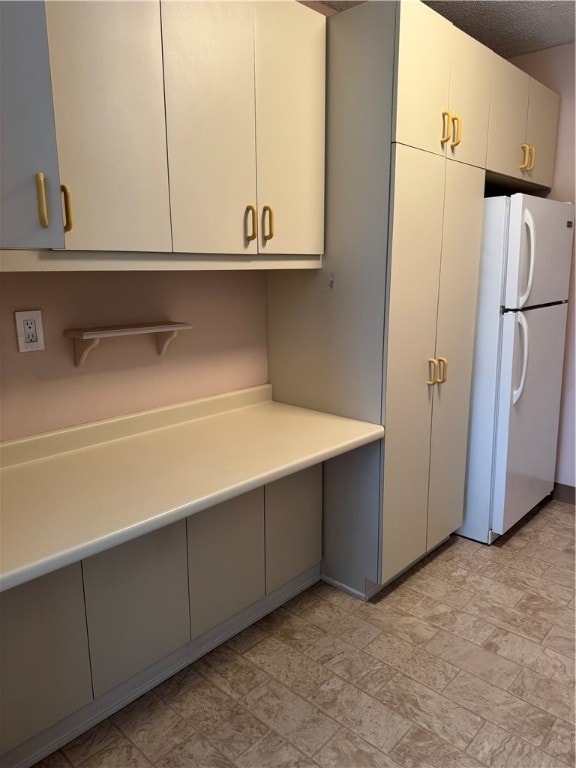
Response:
[319, 0, 576, 58]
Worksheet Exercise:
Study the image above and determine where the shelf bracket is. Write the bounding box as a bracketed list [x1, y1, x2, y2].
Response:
[74, 337, 100, 368]
[156, 329, 179, 357]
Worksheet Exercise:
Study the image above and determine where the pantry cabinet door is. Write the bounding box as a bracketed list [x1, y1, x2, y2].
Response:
[0, 1, 64, 249]
[381, 145, 445, 584]
[486, 54, 530, 180]
[163, 2, 258, 255]
[254, 1, 326, 255]
[83, 522, 190, 697]
[524, 78, 560, 188]
[427, 160, 485, 551]
[394, 0, 451, 157]
[45, 1, 172, 251]
[0, 565, 92, 754]
[447, 26, 492, 168]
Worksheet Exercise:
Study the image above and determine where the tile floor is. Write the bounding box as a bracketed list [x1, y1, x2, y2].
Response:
[36, 499, 575, 768]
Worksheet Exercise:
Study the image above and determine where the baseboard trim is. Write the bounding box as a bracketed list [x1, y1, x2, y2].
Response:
[553, 483, 575, 504]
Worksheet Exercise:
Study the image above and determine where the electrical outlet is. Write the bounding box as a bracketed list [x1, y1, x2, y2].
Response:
[15, 310, 45, 352]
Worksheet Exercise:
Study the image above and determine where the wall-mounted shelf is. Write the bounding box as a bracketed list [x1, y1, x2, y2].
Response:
[63, 322, 193, 367]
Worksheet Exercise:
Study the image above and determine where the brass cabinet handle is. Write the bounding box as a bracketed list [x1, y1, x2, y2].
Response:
[35, 172, 49, 228]
[440, 110, 451, 145]
[451, 115, 462, 147]
[526, 145, 536, 171]
[245, 204, 258, 242]
[437, 356, 448, 384]
[428, 358, 439, 386]
[262, 205, 274, 241]
[60, 184, 73, 232]
[519, 143, 530, 170]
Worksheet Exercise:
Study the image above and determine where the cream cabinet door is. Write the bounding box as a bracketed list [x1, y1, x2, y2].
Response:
[83, 522, 190, 697]
[254, 2, 325, 255]
[381, 145, 445, 584]
[188, 490, 265, 638]
[162, 2, 258, 255]
[394, 0, 451, 157]
[447, 26, 492, 168]
[524, 78, 560, 188]
[427, 160, 485, 551]
[45, 1, 172, 252]
[486, 54, 530, 180]
[0, 565, 92, 755]
[0, 1, 64, 249]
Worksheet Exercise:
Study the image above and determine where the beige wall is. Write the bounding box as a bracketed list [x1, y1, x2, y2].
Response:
[511, 43, 575, 489]
[0, 271, 268, 440]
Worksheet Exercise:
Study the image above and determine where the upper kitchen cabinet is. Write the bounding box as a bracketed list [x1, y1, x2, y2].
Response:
[0, 1, 64, 249]
[162, 1, 325, 256]
[45, 1, 172, 252]
[394, 0, 491, 168]
[486, 55, 559, 188]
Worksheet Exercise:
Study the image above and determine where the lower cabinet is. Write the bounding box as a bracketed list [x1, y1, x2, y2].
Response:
[82, 522, 190, 697]
[188, 489, 266, 638]
[0, 564, 92, 754]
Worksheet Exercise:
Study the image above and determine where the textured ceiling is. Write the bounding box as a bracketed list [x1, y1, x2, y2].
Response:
[319, 1, 576, 57]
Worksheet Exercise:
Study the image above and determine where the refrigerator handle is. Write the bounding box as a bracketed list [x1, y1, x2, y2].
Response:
[518, 209, 536, 308]
[512, 312, 529, 405]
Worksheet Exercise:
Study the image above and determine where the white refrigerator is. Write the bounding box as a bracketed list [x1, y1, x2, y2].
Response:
[459, 193, 574, 544]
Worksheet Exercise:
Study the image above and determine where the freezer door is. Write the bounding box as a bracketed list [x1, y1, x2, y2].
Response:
[504, 195, 574, 309]
[492, 304, 568, 534]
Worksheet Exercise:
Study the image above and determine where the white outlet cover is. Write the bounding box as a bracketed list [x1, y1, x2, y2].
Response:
[15, 310, 45, 352]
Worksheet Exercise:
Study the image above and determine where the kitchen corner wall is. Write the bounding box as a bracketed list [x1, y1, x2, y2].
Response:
[0, 271, 268, 441]
[511, 43, 576, 490]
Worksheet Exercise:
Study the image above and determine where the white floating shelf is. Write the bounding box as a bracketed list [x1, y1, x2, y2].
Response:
[63, 322, 193, 367]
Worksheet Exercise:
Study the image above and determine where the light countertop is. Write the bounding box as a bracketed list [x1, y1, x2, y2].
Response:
[1, 386, 384, 592]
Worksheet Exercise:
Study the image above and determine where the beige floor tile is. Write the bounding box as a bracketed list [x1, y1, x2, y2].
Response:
[282, 590, 323, 616]
[62, 720, 125, 767]
[524, 513, 575, 535]
[240, 679, 339, 757]
[32, 753, 72, 768]
[474, 543, 551, 577]
[509, 667, 575, 723]
[362, 583, 425, 614]
[540, 719, 576, 766]
[513, 528, 575, 552]
[76, 743, 152, 768]
[424, 561, 526, 607]
[153, 664, 202, 705]
[303, 634, 385, 685]
[235, 732, 316, 768]
[366, 631, 459, 692]
[443, 670, 556, 746]
[353, 664, 401, 698]
[307, 676, 412, 755]
[466, 721, 568, 768]
[436, 536, 484, 561]
[297, 599, 382, 649]
[542, 563, 576, 588]
[462, 595, 552, 642]
[192, 644, 268, 700]
[310, 580, 364, 612]
[409, 598, 496, 645]
[314, 729, 404, 768]
[542, 625, 576, 658]
[514, 543, 574, 570]
[110, 691, 191, 763]
[515, 593, 575, 630]
[483, 627, 574, 685]
[373, 672, 484, 751]
[225, 623, 267, 653]
[358, 604, 439, 646]
[154, 730, 236, 768]
[243, 634, 332, 696]
[389, 725, 484, 768]
[255, 606, 326, 650]
[400, 569, 474, 609]
[423, 630, 521, 689]
[469, 560, 574, 606]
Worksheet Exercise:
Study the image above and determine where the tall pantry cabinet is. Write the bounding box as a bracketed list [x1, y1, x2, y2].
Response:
[268, 0, 487, 595]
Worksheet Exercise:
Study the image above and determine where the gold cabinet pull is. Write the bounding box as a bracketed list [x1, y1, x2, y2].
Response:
[437, 356, 448, 384]
[451, 115, 462, 147]
[440, 110, 451, 145]
[427, 358, 439, 385]
[35, 172, 49, 228]
[60, 184, 73, 232]
[262, 205, 274, 241]
[245, 204, 258, 242]
[526, 145, 536, 171]
[519, 143, 530, 170]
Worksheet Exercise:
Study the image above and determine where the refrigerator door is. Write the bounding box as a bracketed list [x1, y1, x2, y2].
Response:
[492, 304, 569, 535]
[504, 195, 574, 309]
